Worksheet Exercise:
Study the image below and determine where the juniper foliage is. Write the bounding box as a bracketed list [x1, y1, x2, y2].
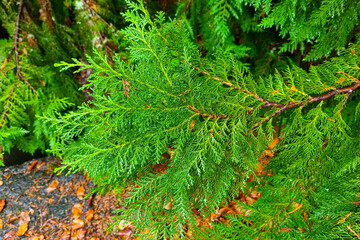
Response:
[0, 0, 129, 164]
[1, 0, 360, 238]
[43, 0, 360, 239]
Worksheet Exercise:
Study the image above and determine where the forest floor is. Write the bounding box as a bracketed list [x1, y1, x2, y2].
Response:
[0, 157, 134, 240]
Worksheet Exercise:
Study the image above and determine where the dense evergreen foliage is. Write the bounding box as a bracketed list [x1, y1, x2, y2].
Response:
[2, 0, 360, 239]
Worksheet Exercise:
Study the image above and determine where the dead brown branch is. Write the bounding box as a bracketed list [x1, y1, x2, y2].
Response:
[81, 0, 112, 28]
[14, 0, 37, 93]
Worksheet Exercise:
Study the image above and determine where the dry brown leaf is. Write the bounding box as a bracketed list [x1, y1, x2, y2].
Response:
[72, 203, 83, 219]
[46, 179, 59, 193]
[152, 163, 168, 173]
[36, 161, 46, 170]
[32, 236, 45, 240]
[71, 218, 85, 230]
[115, 228, 134, 240]
[76, 186, 86, 200]
[73, 228, 87, 239]
[59, 230, 70, 240]
[264, 149, 274, 157]
[246, 196, 256, 205]
[118, 219, 132, 231]
[19, 211, 30, 225]
[17, 222, 29, 236]
[0, 199, 5, 213]
[249, 190, 260, 200]
[8, 216, 19, 223]
[0, 217, 3, 229]
[297, 228, 306, 233]
[122, 78, 131, 98]
[85, 208, 94, 223]
[3, 172, 12, 180]
[4, 230, 16, 240]
[27, 160, 38, 172]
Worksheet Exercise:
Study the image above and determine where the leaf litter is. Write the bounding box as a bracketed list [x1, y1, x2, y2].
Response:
[0, 156, 132, 239]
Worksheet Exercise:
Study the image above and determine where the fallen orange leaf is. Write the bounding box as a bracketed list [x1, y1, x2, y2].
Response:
[3, 172, 12, 180]
[72, 203, 83, 219]
[46, 179, 59, 193]
[19, 211, 30, 225]
[73, 228, 86, 240]
[86, 209, 94, 223]
[246, 196, 256, 205]
[71, 218, 84, 230]
[4, 230, 16, 240]
[0, 199, 5, 213]
[32, 236, 45, 240]
[0, 217, 3, 229]
[118, 219, 132, 231]
[76, 186, 86, 200]
[27, 160, 38, 172]
[60, 231, 70, 240]
[8, 216, 19, 223]
[36, 161, 46, 170]
[17, 222, 28, 236]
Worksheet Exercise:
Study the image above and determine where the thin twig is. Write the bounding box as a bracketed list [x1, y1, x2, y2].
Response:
[249, 81, 360, 133]
[187, 105, 231, 119]
[14, 0, 37, 93]
[81, 0, 112, 29]
[340, 89, 353, 113]
[347, 225, 360, 239]
[197, 68, 284, 108]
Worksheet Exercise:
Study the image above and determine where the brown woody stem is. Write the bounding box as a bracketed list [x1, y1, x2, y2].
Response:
[249, 81, 360, 132]
[187, 105, 231, 119]
[14, 0, 37, 93]
[198, 69, 284, 108]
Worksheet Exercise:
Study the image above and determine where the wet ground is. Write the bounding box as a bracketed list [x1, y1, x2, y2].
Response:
[0, 157, 134, 240]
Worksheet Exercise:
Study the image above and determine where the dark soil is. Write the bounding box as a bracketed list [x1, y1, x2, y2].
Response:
[0, 157, 134, 240]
